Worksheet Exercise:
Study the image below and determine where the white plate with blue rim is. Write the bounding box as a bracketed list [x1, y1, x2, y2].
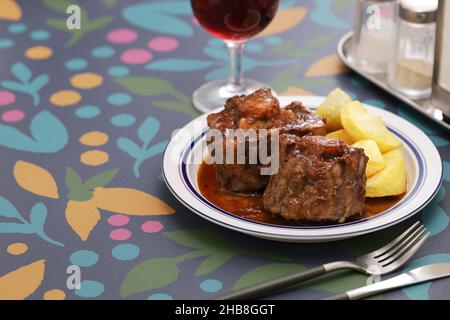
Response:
[162, 96, 443, 243]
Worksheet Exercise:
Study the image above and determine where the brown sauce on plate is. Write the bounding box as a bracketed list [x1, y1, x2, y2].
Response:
[197, 162, 404, 226]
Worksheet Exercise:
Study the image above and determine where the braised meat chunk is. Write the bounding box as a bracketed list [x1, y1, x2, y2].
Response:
[263, 135, 368, 223]
[207, 88, 281, 131]
[272, 102, 327, 136]
[207, 89, 280, 194]
[206, 89, 327, 194]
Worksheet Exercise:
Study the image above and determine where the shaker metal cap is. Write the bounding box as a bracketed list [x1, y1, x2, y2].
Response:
[400, 0, 438, 23]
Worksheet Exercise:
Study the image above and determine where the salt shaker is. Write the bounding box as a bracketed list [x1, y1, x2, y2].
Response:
[388, 0, 438, 100]
[352, 0, 398, 74]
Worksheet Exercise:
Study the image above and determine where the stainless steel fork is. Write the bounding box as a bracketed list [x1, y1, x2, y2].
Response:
[214, 221, 429, 300]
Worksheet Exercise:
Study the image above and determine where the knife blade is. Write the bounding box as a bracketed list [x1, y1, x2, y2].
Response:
[324, 263, 450, 300]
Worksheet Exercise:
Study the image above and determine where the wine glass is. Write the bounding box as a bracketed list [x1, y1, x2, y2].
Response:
[191, 0, 280, 113]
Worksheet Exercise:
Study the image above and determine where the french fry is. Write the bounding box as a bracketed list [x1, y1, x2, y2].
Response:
[341, 101, 402, 153]
[366, 149, 407, 198]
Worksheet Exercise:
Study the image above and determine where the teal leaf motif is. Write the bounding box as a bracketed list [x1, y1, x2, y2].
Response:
[1, 62, 49, 106]
[203, 47, 228, 61]
[117, 138, 143, 159]
[0, 111, 68, 153]
[421, 186, 448, 236]
[30, 203, 47, 230]
[12, 63, 32, 83]
[117, 117, 169, 178]
[31, 74, 50, 90]
[122, 2, 193, 37]
[205, 67, 228, 81]
[0, 197, 64, 247]
[138, 117, 160, 145]
[0, 197, 22, 219]
[1, 80, 29, 94]
[142, 141, 168, 159]
[0, 223, 34, 234]
[201, 45, 296, 81]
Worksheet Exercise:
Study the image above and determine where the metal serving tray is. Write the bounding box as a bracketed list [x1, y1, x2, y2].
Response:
[337, 31, 450, 132]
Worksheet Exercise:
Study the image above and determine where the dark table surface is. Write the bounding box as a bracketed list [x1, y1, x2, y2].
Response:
[0, 0, 449, 300]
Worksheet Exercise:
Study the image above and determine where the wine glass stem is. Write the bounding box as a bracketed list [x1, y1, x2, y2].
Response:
[226, 41, 246, 93]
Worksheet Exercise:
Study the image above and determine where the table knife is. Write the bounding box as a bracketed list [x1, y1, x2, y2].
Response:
[324, 263, 450, 300]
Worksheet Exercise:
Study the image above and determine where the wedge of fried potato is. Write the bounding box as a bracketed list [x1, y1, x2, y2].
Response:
[327, 129, 354, 145]
[352, 139, 386, 177]
[366, 149, 407, 198]
[341, 101, 402, 153]
[316, 88, 352, 131]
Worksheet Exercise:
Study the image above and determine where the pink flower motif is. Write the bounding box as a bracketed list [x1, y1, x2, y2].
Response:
[107, 215, 130, 227]
[107, 28, 138, 44]
[141, 221, 164, 234]
[2, 109, 25, 123]
[0, 91, 16, 107]
[147, 37, 179, 52]
[110, 228, 132, 241]
[121, 49, 153, 64]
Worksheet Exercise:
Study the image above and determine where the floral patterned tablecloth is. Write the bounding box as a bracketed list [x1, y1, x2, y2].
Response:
[0, 0, 449, 300]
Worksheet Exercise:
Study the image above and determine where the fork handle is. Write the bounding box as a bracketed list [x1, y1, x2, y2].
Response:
[214, 266, 327, 300]
[213, 261, 359, 300]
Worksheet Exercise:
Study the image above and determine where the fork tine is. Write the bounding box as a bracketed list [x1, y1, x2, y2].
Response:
[380, 230, 429, 268]
[379, 232, 430, 274]
[376, 225, 425, 262]
[366, 221, 421, 259]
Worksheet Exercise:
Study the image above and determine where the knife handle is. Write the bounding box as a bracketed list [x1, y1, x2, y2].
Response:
[214, 266, 327, 300]
[323, 273, 414, 300]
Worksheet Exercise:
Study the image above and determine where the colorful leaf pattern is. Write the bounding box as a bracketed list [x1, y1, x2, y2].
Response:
[14, 161, 59, 199]
[0, 260, 46, 300]
[0, 0, 448, 300]
[1, 63, 49, 106]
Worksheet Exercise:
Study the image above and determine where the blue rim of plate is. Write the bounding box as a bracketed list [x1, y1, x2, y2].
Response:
[163, 101, 444, 240]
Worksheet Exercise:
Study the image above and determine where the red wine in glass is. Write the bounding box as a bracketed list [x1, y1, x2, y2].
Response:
[190, 0, 280, 113]
[191, 0, 280, 41]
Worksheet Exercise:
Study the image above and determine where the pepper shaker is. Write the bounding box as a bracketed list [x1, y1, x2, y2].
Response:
[352, 0, 399, 74]
[388, 0, 438, 100]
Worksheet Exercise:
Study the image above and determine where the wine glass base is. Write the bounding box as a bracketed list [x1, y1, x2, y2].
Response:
[192, 79, 272, 113]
